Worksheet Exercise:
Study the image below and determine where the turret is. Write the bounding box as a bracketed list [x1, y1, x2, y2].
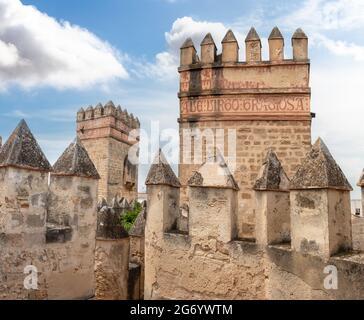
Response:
[144, 150, 181, 299]
[0, 119, 51, 241]
[290, 138, 353, 259]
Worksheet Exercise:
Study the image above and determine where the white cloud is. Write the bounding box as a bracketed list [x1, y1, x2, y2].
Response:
[280, 0, 364, 60]
[0, 0, 128, 90]
[142, 17, 235, 80]
[282, 0, 364, 31]
[139, 6, 364, 196]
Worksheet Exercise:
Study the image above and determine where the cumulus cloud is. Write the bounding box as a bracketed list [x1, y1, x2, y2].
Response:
[280, 0, 364, 60]
[141, 17, 234, 80]
[0, 0, 128, 90]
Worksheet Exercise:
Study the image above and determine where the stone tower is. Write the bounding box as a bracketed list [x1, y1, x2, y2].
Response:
[178, 27, 312, 238]
[77, 101, 140, 203]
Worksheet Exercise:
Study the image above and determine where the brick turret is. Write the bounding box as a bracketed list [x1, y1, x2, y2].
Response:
[77, 101, 140, 202]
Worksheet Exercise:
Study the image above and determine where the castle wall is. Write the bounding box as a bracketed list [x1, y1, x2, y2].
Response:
[129, 235, 145, 300]
[0, 170, 99, 300]
[179, 120, 311, 237]
[178, 29, 312, 239]
[0, 167, 49, 300]
[144, 138, 364, 300]
[95, 202, 130, 300]
[95, 238, 130, 300]
[46, 175, 98, 300]
[80, 138, 110, 201]
[0, 122, 103, 300]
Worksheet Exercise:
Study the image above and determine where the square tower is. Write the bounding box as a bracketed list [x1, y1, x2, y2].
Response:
[178, 27, 312, 239]
[77, 101, 140, 202]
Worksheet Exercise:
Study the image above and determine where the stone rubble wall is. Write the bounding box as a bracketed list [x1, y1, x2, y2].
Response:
[0, 168, 98, 300]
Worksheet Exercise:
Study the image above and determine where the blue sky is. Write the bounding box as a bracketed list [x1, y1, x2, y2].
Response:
[1, 0, 364, 195]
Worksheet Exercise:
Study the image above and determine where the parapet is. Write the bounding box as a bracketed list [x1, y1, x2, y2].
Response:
[96, 203, 129, 239]
[178, 27, 311, 123]
[77, 101, 140, 145]
[0, 119, 52, 172]
[179, 26, 309, 68]
[129, 206, 147, 237]
[53, 137, 100, 179]
[290, 138, 352, 191]
[77, 101, 140, 129]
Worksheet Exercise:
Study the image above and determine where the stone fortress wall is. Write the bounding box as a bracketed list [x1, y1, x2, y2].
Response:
[144, 27, 364, 300]
[0, 102, 144, 300]
[1, 25, 364, 301]
[0, 120, 100, 299]
[145, 143, 364, 300]
[178, 27, 312, 239]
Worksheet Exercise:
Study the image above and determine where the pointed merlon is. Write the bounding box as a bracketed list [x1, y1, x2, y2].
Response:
[188, 151, 239, 190]
[357, 169, 364, 187]
[78, 107, 85, 113]
[222, 29, 238, 43]
[94, 103, 103, 116]
[181, 37, 195, 49]
[254, 149, 289, 191]
[145, 149, 181, 188]
[269, 26, 284, 40]
[119, 197, 130, 209]
[245, 27, 260, 42]
[105, 100, 115, 108]
[53, 137, 100, 179]
[292, 28, 308, 39]
[111, 196, 121, 208]
[290, 138, 352, 191]
[96, 207, 129, 239]
[201, 33, 216, 47]
[0, 119, 52, 171]
[98, 198, 108, 210]
[129, 208, 146, 237]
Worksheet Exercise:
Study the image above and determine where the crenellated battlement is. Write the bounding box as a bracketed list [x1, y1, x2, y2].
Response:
[76, 101, 140, 203]
[179, 26, 308, 68]
[145, 143, 364, 300]
[0, 120, 100, 300]
[77, 101, 140, 130]
[178, 27, 312, 240]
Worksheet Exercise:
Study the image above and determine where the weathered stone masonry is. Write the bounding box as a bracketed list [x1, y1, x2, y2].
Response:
[0, 121, 100, 299]
[144, 27, 364, 300]
[145, 142, 364, 300]
[178, 27, 312, 239]
[77, 101, 140, 203]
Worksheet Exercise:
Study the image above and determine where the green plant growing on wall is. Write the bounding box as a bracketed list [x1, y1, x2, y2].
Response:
[120, 201, 142, 232]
